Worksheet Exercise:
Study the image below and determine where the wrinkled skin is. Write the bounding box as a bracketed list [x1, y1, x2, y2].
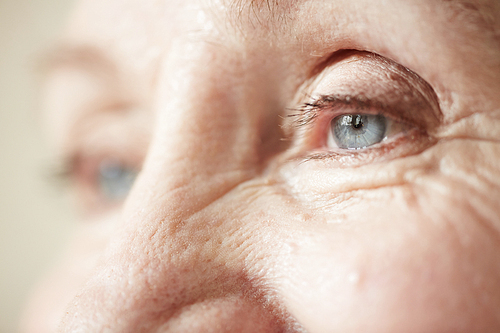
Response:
[22, 0, 500, 332]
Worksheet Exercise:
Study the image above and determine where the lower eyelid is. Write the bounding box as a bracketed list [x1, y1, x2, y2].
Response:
[303, 128, 434, 168]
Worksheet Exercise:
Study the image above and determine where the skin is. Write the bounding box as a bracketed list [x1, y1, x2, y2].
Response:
[21, 0, 500, 332]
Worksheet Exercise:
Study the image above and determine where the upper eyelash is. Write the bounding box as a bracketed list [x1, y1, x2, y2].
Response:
[287, 93, 385, 128]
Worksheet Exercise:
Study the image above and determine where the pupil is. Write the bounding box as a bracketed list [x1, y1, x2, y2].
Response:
[352, 115, 363, 129]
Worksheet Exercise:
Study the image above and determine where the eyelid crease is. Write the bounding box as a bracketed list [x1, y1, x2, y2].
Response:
[287, 51, 443, 131]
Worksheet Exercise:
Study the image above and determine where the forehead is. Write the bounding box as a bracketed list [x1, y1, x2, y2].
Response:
[65, 0, 500, 34]
[62, 0, 500, 66]
[47, 0, 500, 143]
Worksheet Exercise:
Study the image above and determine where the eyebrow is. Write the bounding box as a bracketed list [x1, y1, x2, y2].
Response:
[227, 0, 293, 27]
[228, 0, 496, 34]
[41, 0, 496, 77]
[39, 44, 118, 78]
[440, 0, 497, 32]
[230, 0, 280, 13]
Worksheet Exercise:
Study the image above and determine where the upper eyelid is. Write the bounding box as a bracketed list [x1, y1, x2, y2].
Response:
[287, 93, 415, 130]
[39, 44, 119, 79]
[285, 51, 443, 132]
[284, 89, 442, 149]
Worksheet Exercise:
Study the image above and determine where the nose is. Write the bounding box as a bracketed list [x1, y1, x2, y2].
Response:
[59, 41, 288, 332]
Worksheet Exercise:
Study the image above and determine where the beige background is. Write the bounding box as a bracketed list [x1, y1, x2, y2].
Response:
[0, 0, 76, 332]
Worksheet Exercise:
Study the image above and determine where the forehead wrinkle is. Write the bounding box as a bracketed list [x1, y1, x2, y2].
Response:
[228, 0, 277, 13]
[437, 0, 500, 36]
[224, 0, 295, 31]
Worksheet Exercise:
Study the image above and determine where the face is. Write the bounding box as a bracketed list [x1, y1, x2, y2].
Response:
[22, 0, 500, 332]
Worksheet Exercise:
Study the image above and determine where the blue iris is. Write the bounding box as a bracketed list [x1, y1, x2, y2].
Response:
[332, 114, 387, 149]
[98, 161, 137, 201]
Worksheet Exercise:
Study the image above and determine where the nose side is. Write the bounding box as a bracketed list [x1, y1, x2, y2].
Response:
[59, 41, 287, 332]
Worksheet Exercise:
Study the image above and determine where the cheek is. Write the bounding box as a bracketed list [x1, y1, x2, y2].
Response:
[51, 182, 314, 332]
[24, 143, 500, 333]
[21, 213, 119, 333]
[273, 183, 500, 333]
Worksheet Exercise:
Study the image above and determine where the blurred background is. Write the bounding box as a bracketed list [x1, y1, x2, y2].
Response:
[0, 0, 76, 332]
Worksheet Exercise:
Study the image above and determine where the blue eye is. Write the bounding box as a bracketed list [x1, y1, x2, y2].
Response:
[98, 161, 137, 201]
[331, 114, 388, 149]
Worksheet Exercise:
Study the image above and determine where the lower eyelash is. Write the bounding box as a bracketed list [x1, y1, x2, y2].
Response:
[299, 128, 435, 168]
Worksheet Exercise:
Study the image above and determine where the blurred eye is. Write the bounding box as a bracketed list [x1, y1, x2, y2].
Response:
[58, 155, 141, 214]
[58, 152, 143, 214]
[329, 114, 388, 149]
[97, 160, 137, 201]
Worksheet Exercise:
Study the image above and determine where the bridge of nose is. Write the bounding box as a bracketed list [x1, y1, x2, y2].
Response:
[61, 40, 294, 331]
[133, 36, 287, 216]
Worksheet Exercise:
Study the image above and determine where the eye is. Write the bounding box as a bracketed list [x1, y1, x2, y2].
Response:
[286, 93, 436, 166]
[60, 155, 140, 213]
[329, 114, 388, 149]
[97, 160, 137, 201]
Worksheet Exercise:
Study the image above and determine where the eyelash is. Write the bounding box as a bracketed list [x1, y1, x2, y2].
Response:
[290, 93, 414, 128]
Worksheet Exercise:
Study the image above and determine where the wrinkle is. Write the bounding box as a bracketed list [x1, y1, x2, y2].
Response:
[436, 110, 500, 142]
[166, 171, 255, 227]
[442, 0, 500, 37]
[225, 0, 293, 34]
